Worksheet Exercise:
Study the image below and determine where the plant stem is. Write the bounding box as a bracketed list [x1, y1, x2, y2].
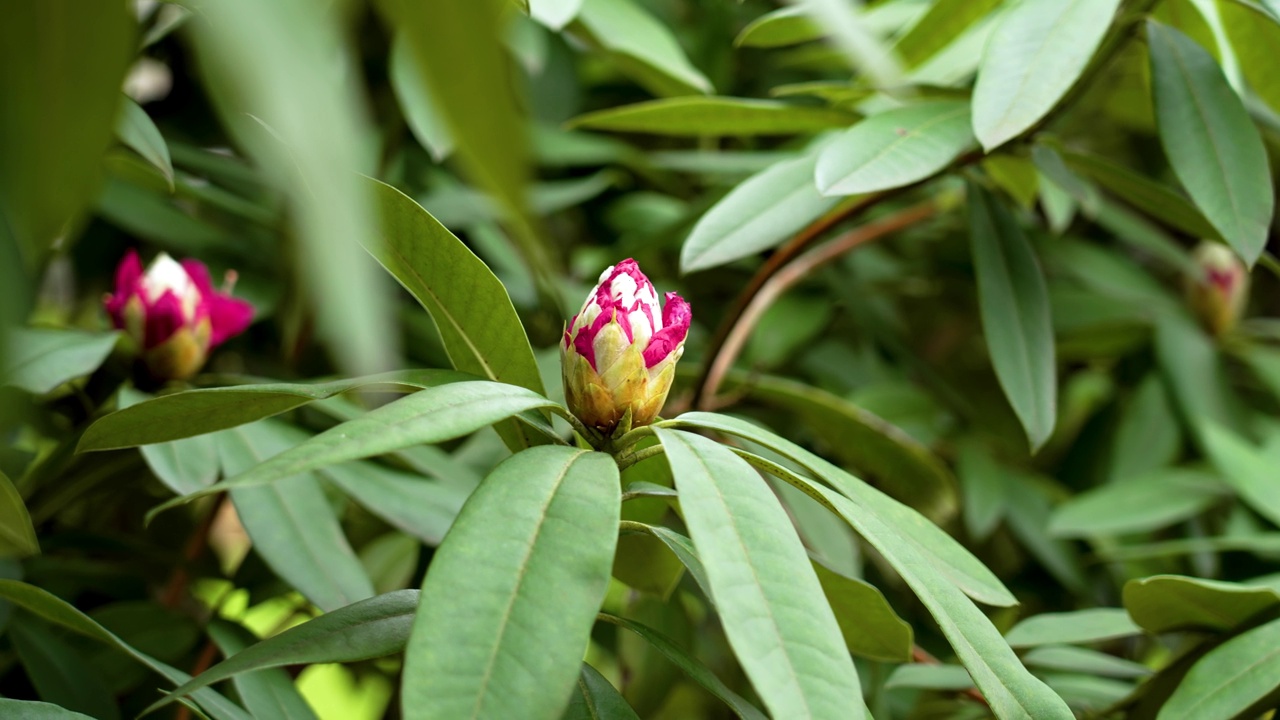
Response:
[616, 443, 665, 471]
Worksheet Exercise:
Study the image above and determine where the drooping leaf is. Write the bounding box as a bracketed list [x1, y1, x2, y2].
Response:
[568, 97, 855, 136]
[116, 97, 174, 189]
[1049, 469, 1226, 537]
[655, 428, 866, 719]
[322, 460, 468, 547]
[968, 182, 1057, 451]
[10, 619, 120, 720]
[1022, 646, 1152, 679]
[1153, 313, 1242, 445]
[735, 7, 821, 48]
[1061, 150, 1219, 239]
[1219, 0, 1280, 114]
[561, 663, 640, 720]
[1, 328, 119, 395]
[1199, 422, 1280, 528]
[618, 522, 711, 599]
[574, 0, 713, 96]
[956, 440, 1009, 541]
[403, 447, 619, 720]
[815, 101, 973, 196]
[1123, 575, 1280, 634]
[1147, 20, 1274, 265]
[971, 0, 1123, 150]
[529, 0, 584, 30]
[1158, 617, 1280, 720]
[0, 699, 96, 719]
[1004, 609, 1142, 648]
[388, 37, 453, 161]
[0, 468, 38, 558]
[1106, 372, 1183, 482]
[206, 621, 319, 720]
[885, 664, 975, 691]
[891, 0, 1003, 68]
[812, 560, 914, 662]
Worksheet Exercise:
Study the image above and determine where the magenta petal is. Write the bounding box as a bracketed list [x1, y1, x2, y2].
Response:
[144, 291, 185, 348]
[207, 295, 254, 347]
[642, 293, 690, 368]
[105, 250, 145, 320]
[661, 292, 691, 337]
[180, 259, 215, 297]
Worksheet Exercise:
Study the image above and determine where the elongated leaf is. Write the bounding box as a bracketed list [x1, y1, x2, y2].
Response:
[116, 97, 174, 188]
[206, 622, 319, 720]
[574, 0, 712, 96]
[561, 663, 640, 720]
[1200, 422, 1280, 528]
[1219, 0, 1280, 114]
[389, 37, 453, 161]
[1159, 617, 1280, 720]
[403, 447, 619, 720]
[1004, 609, 1142, 648]
[815, 101, 973, 196]
[1022, 646, 1151, 679]
[681, 153, 837, 273]
[972, 0, 1123, 150]
[1124, 575, 1280, 634]
[620, 522, 711, 599]
[1147, 20, 1274, 265]
[885, 664, 974, 691]
[668, 412, 1015, 607]
[956, 440, 1009, 541]
[322, 461, 467, 546]
[1154, 313, 1240, 445]
[655, 428, 865, 720]
[10, 620, 120, 720]
[1107, 372, 1182, 482]
[737, 6, 821, 48]
[717, 444, 1071, 719]
[1061, 150, 1219, 239]
[1049, 469, 1226, 537]
[0, 468, 37, 557]
[147, 381, 561, 513]
[0, 699, 95, 719]
[145, 590, 418, 715]
[529, 0, 584, 30]
[568, 97, 854, 136]
[0, 580, 250, 720]
[2, 328, 119, 395]
[366, 178, 546, 451]
[813, 560, 913, 662]
[219, 423, 374, 612]
[892, 0, 1002, 68]
[80, 369, 470, 451]
[968, 182, 1057, 451]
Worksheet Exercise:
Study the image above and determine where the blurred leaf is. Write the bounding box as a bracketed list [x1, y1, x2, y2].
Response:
[145, 590, 418, 715]
[1123, 575, 1280, 633]
[736, 7, 821, 48]
[1154, 313, 1241, 445]
[95, 175, 231, 253]
[0, 468, 37, 558]
[1004, 475, 1086, 592]
[1147, 20, 1274, 265]
[1160, 617, 1280, 720]
[956, 440, 1008, 541]
[389, 37, 453, 162]
[207, 621, 319, 720]
[1022, 646, 1151, 678]
[885, 664, 974, 691]
[1200, 422, 1280, 528]
[968, 182, 1057, 451]
[984, 154, 1040, 209]
[569, 97, 855, 135]
[1061, 150, 1219, 239]
[816, 100, 973, 196]
[530, 0, 584, 30]
[220, 421, 375, 612]
[367, 179, 547, 452]
[971, 0, 1123, 150]
[359, 533, 421, 594]
[1049, 468, 1225, 537]
[0, 0, 134, 263]
[148, 381, 561, 513]
[789, 0, 902, 86]
[115, 97, 174, 189]
[561, 663, 640, 720]
[681, 153, 838, 273]
[1004, 609, 1141, 648]
[1219, 0, 1280, 113]
[1107, 372, 1182, 482]
[574, 0, 713, 96]
[599, 614, 767, 720]
[0, 580, 250, 720]
[813, 560, 913, 662]
[323, 461, 467, 547]
[613, 527, 687, 599]
[80, 369, 471, 450]
[403, 447, 619, 720]
[10, 619, 120, 720]
[892, 0, 1002, 68]
[0, 699, 95, 719]
[1242, 346, 1280, 402]
[1, 328, 119, 395]
[1043, 674, 1133, 713]
[120, 388, 221, 495]
[654, 428, 867, 720]
[618, 522, 710, 599]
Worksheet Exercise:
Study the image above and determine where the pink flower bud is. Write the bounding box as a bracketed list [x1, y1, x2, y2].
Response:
[104, 250, 254, 380]
[1185, 242, 1248, 336]
[562, 259, 690, 434]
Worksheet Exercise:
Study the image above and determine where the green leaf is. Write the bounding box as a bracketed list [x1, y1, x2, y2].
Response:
[144, 590, 418, 715]
[1147, 20, 1274, 265]
[147, 381, 561, 514]
[1107, 372, 1183, 482]
[0, 699, 96, 719]
[10, 619, 120, 720]
[0, 0, 134, 262]
[885, 664, 975, 691]
[1200, 422, 1280, 528]
[1154, 313, 1240, 444]
[322, 460, 467, 547]
[0, 468, 37, 558]
[1219, 0, 1280, 114]
[891, 0, 1002, 68]
[956, 440, 1009, 541]
[655, 428, 866, 720]
[1004, 609, 1142, 648]
[667, 412, 1016, 607]
[388, 37, 453, 161]
[600, 613, 766, 720]
[365, 178, 547, 452]
[1043, 674, 1134, 713]
[1049, 469, 1226, 537]
[1022, 646, 1152, 679]
[403, 447, 619, 720]
[360, 533, 422, 595]
[618, 522, 710, 598]
[1061, 150, 1219, 239]
[561, 664, 640, 720]
[206, 621, 319, 720]
[681, 153, 837, 273]
[815, 101, 973, 196]
[529, 0, 584, 30]
[812, 560, 913, 662]
[574, 0, 713, 96]
[79, 369, 472, 451]
[968, 182, 1057, 451]
[1123, 575, 1280, 633]
[971, 0, 1123, 150]
[119, 387, 221, 495]
[219, 422, 375, 612]
[116, 97, 174, 189]
[568, 97, 854, 136]
[735, 7, 820, 48]
[1, 328, 119, 395]
[0, 580, 250, 720]
[1159, 617, 1280, 720]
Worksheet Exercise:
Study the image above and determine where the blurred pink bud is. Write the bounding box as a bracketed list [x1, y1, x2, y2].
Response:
[1185, 242, 1248, 337]
[104, 250, 254, 380]
[562, 259, 690, 434]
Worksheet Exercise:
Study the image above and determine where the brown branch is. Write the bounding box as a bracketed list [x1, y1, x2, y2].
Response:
[697, 200, 939, 409]
[174, 639, 221, 720]
[912, 644, 990, 708]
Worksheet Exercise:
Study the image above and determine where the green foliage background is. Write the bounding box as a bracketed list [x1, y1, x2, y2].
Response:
[2, 0, 1280, 718]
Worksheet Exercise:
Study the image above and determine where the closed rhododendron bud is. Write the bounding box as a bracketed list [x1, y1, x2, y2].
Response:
[1185, 241, 1248, 337]
[562, 259, 690, 436]
[104, 250, 254, 380]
